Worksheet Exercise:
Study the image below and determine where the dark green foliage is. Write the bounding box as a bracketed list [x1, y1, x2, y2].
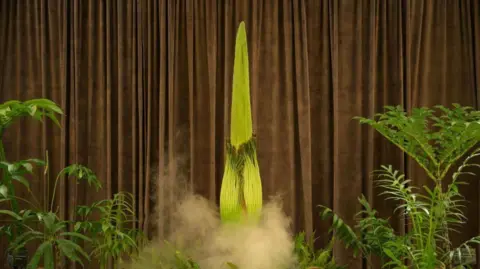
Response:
[293, 231, 344, 269]
[0, 99, 63, 237]
[0, 159, 46, 190]
[318, 207, 362, 256]
[0, 99, 145, 269]
[0, 159, 47, 242]
[354, 104, 480, 181]
[75, 192, 145, 269]
[58, 164, 101, 191]
[0, 162, 101, 268]
[8, 212, 91, 269]
[0, 99, 63, 136]
[320, 105, 480, 269]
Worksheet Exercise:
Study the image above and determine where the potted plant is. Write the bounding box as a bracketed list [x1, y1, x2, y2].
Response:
[319, 105, 480, 269]
[5, 247, 28, 269]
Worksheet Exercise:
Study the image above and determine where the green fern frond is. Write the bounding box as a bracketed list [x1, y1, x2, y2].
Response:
[355, 105, 480, 181]
[318, 206, 362, 256]
[75, 191, 144, 268]
[321, 104, 480, 268]
[293, 231, 344, 269]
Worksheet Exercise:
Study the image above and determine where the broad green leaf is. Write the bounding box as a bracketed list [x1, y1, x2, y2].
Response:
[21, 162, 33, 173]
[24, 99, 63, 114]
[0, 184, 8, 197]
[11, 175, 30, 189]
[9, 230, 44, 251]
[60, 231, 92, 242]
[0, 209, 21, 220]
[41, 212, 57, 232]
[26, 158, 46, 165]
[43, 242, 55, 269]
[57, 239, 89, 265]
[7, 163, 16, 173]
[46, 112, 61, 127]
[26, 241, 51, 269]
[29, 105, 37, 116]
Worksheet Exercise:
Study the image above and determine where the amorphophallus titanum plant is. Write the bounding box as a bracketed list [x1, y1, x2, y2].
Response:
[219, 21, 263, 223]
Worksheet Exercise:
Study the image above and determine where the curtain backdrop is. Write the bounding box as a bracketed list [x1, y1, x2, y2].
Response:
[1, 1, 480, 268]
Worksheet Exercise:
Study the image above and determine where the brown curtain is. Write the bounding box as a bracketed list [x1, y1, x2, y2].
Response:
[1, 1, 480, 268]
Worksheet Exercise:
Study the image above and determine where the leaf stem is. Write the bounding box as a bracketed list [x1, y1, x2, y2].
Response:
[50, 171, 64, 212]
[9, 195, 41, 210]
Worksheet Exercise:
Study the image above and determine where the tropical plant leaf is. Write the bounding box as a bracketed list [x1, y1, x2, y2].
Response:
[78, 191, 143, 267]
[60, 231, 92, 242]
[318, 206, 362, 256]
[26, 241, 52, 269]
[293, 231, 344, 269]
[9, 230, 45, 251]
[0, 99, 63, 133]
[0, 184, 8, 197]
[43, 242, 55, 269]
[320, 104, 480, 268]
[57, 239, 90, 265]
[58, 164, 101, 191]
[0, 209, 22, 220]
[0, 159, 46, 191]
[355, 105, 480, 181]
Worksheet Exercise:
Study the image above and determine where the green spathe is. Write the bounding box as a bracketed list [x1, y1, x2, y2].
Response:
[219, 22, 262, 224]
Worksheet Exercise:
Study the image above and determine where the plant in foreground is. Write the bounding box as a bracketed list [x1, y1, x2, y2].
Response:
[125, 240, 201, 269]
[8, 211, 91, 269]
[0, 99, 63, 238]
[219, 21, 263, 224]
[319, 105, 480, 269]
[0, 99, 145, 269]
[293, 231, 344, 269]
[129, 21, 262, 269]
[0, 99, 62, 268]
[0, 161, 100, 269]
[75, 191, 146, 269]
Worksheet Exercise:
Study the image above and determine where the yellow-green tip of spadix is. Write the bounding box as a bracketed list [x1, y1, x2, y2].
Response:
[230, 21, 253, 149]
